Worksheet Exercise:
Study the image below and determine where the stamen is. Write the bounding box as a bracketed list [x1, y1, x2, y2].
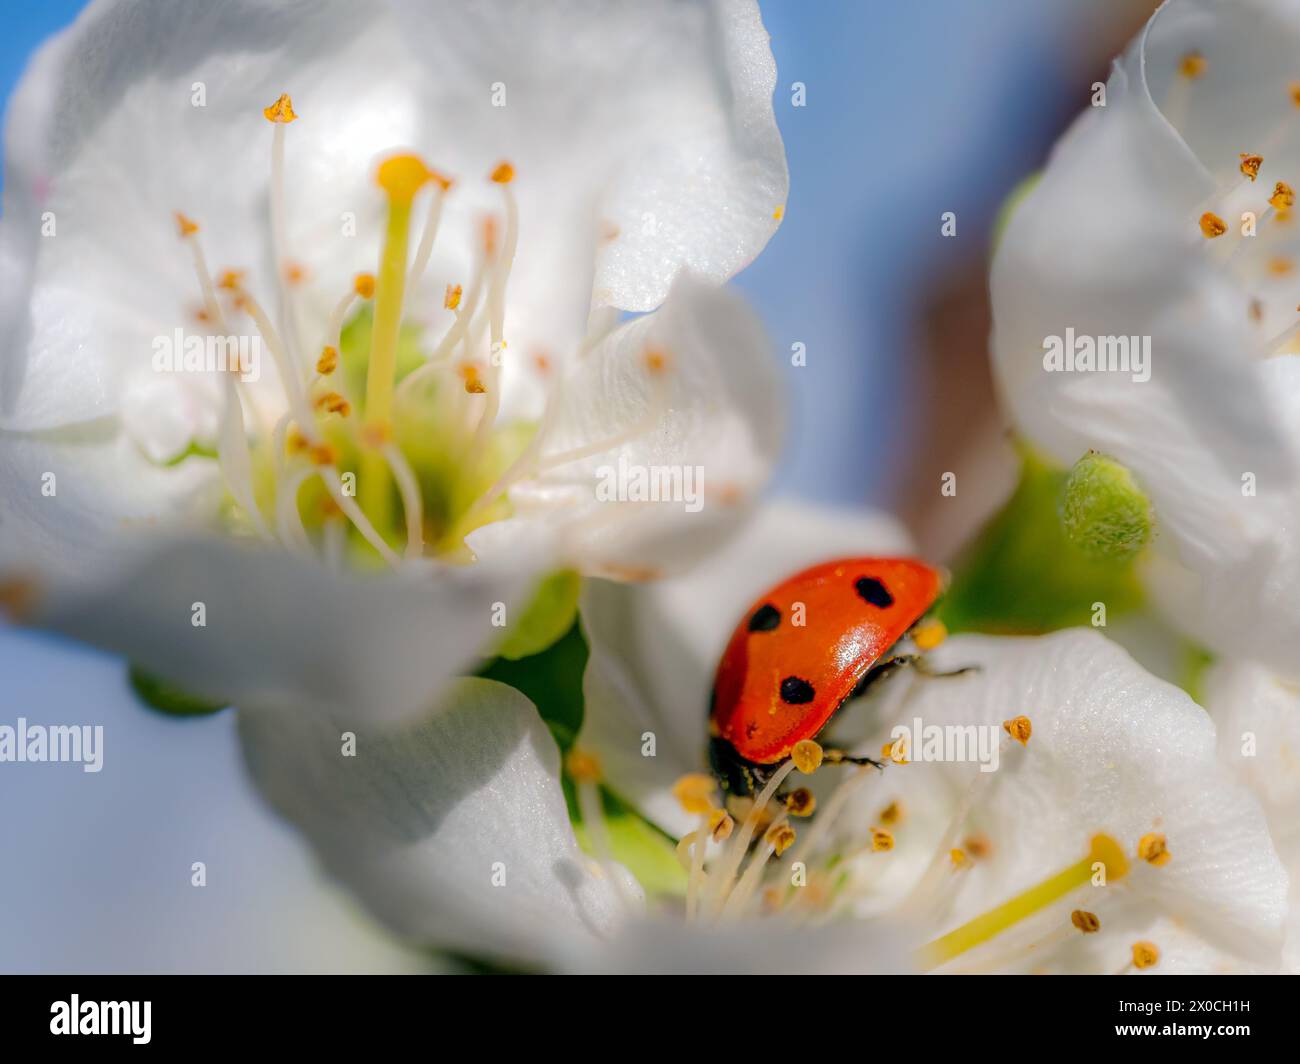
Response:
[911, 618, 947, 651]
[705, 760, 798, 918]
[408, 169, 454, 288]
[316, 346, 339, 375]
[783, 788, 817, 817]
[870, 827, 895, 852]
[1131, 941, 1160, 970]
[1002, 715, 1032, 745]
[383, 443, 425, 559]
[917, 833, 1129, 970]
[1239, 154, 1263, 182]
[1178, 51, 1206, 79]
[1071, 910, 1101, 933]
[1200, 212, 1228, 238]
[1137, 832, 1171, 866]
[672, 773, 717, 816]
[1270, 182, 1295, 211]
[791, 739, 824, 775]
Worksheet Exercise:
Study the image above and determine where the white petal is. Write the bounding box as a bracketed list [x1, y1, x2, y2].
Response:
[868, 630, 1288, 967]
[238, 676, 630, 962]
[467, 273, 783, 581]
[24, 535, 544, 728]
[579, 499, 913, 835]
[391, 0, 788, 314]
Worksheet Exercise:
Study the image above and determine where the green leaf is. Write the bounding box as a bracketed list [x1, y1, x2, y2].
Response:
[938, 446, 1144, 634]
[127, 666, 228, 718]
[476, 619, 587, 752]
[493, 569, 581, 661]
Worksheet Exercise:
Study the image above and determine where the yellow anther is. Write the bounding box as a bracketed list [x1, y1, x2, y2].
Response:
[428, 168, 454, 192]
[564, 748, 602, 784]
[965, 833, 992, 859]
[316, 346, 339, 375]
[444, 283, 463, 310]
[672, 773, 717, 816]
[0, 578, 38, 622]
[1178, 51, 1206, 79]
[284, 261, 307, 285]
[193, 307, 211, 325]
[949, 848, 968, 868]
[1239, 154, 1263, 182]
[353, 273, 376, 299]
[1071, 910, 1101, 933]
[376, 152, 433, 205]
[1292, 82, 1300, 108]
[286, 429, 309, 455]
[708, 808, 735, 843]
[772, 205, 785, 221]
[1137, 832, 1171, 867]
[1269, 256, 1294, 276]
[490, 160, 516, 184]
[263, 93, 298, 124]
[879, 800, 903, 825]
[1270, 181, 1295, 210]
[882, 736, 908, 764]
[359, 422, 392, 450]
[217, 269, 245, 291]
[174, 211, 199, 238]
[791, 739, 824, 774]
[1002, 715, 1032, 745]
[307, 442, 338, 466]
[870, 827, 895, 852]
[459, 363, 487, 395]
[319, 495, 343, 519]
[765, 822, 796, 856]
[643, 347, 671, 376]
[313, 391, 351, 417]
[783, 788, 817, 817]
[1199, 212, 1227, 238]
[911, 618, 947, 651]
[1131, 941, 1160, 969]
[533, 353, 552, 374]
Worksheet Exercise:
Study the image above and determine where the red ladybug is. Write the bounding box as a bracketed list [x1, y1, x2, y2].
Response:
[709, 557, 956, 796]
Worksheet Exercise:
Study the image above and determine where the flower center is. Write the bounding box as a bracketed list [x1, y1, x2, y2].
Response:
[171, 93, 670, 570]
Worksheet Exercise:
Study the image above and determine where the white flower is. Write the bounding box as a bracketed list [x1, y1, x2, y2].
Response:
[990, 0, 1300, 680]
[0, 0, 787, 722]
[237, 500, 1288, 972]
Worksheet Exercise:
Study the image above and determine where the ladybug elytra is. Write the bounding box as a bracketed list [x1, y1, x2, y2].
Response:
[708, 557, 957, 797]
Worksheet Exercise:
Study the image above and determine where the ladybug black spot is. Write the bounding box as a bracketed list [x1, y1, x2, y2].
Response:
[855, 576, 894, 609]
[748, 603, 782, 632]
[780, 676, 816, 705]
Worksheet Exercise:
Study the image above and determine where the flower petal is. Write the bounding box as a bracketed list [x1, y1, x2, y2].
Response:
[238, 676, 632, 962]
[579, 499, 913, 835]
[467, 273, 783, 582]
[20, 535, 544, 728]
[869, 630, 1288, 967]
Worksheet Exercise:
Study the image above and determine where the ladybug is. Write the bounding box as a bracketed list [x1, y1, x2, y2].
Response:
[708, 557, 961, 797]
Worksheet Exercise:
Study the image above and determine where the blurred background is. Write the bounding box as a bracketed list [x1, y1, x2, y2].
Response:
[0, 0, 1158, 971]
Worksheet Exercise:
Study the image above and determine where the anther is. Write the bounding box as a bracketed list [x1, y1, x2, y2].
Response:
[564, 748, 603, 784]
[444, 283, 463, 310]
[313, 392, 351, 416]
[765, 822, 796, 856]
[174, 212, 199, 238]
[354, 273, 376, 299]
[1002, 715, 1032, 745]
[879, 800, 903, 825]
[459, 363, 487, 394]
[871, 827, 895, 852]
[217, 269, 245, 291]
[783, 788, 817, 817]
[672, 773, 717, 816]
[644, 347, 671, 375]
[1199, 212, 1227, 238]
[1178, 51, 1206, 79]
[263, 93, 298, 124]
[1270, 182, 1295, 210]
[1137, 832, 1171, 866]
[316, 346, 339, 375]
[709, 808, 735, 843]
[490, 161, 516, 184]
[1239, 154, 1263, 182]
[791, 739, 824, 774]
[912, 618, 947, 651]
[1131, 941, 1160, 969]
[1071, 910, 1101, 933]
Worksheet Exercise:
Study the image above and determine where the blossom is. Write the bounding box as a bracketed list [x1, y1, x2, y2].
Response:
[989, 0, 1300, 679]
[0, 0, 787, 723]
[237, 500, 1288, 972]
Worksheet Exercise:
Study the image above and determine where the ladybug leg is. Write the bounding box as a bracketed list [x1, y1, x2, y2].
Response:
[913, 657, 978, 679]
[822, 748, 885, 770]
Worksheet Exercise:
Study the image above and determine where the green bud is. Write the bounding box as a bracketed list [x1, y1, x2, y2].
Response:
[1060, 451, 1152, 561]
